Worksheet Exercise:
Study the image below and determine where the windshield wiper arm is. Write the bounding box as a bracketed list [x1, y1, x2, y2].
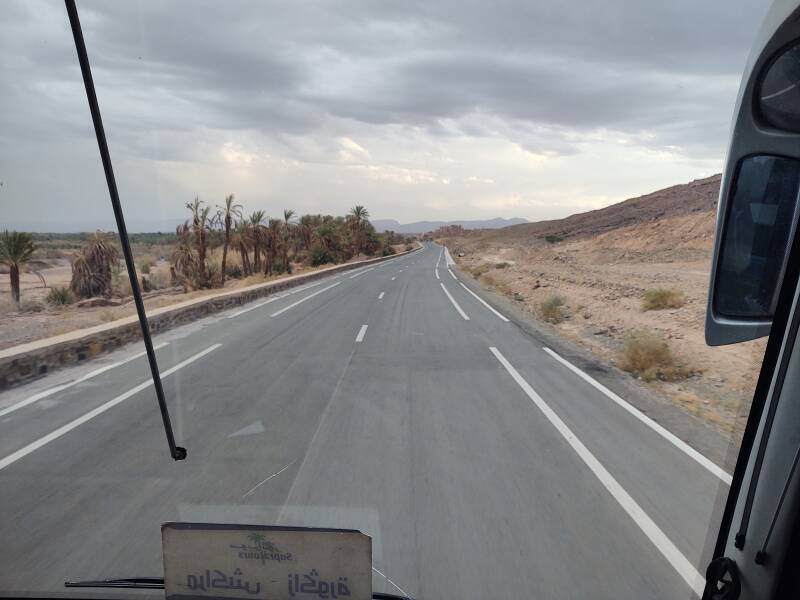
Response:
[65, 578, 414, 598]
[65, 577, 164, 589]
[64, 0, 185, 461]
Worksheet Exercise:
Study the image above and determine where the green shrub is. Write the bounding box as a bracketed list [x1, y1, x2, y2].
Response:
[619, 330, 692, 381]
[46, 286, 74, 305]
[642, 288, 685, 311]
[309, 245, 333, 266]
[225, 263, 243, 278]
[139, 260, 152, 274]
[540, 293, 566, 323]
[544, 234, 564, 244]
[494, 262, 511, 269]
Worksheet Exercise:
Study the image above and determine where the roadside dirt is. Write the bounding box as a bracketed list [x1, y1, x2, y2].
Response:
[0, 247, 408, 350]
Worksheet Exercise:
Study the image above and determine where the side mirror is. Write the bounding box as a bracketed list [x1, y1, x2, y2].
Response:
[707, 13, 800, 346]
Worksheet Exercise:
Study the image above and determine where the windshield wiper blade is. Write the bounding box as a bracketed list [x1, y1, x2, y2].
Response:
[65, 578, 414, 598]
[65, 577, 164, 589]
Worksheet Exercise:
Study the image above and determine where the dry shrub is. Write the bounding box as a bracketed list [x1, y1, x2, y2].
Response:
[0, 294, 16, 314]
[494, 262, 511, 269]
[205, 261, 220, 286]
[147, 268, 171, 290]
[46, 286, 74, 305]
[619, 329, 693, 382]
[112, 271, 132, 297]
[642, 288, 685, 311]
[540, 293, 566, 323]
[470, 263, 490, 277]
[70, 232, 120, 299]
[98, 309, 120, 323]
[481, 272, 512, 296]
[20, 298, 45, 313]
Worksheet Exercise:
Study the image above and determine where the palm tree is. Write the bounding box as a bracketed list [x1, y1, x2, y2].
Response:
[314, 221, 336, 252]
[348, 205, 370, 254]
[217, 194, 242, 286]
[281, 209, 296, 272]
[263, 218, 283, 275]
[0, 230, 36, 307]
[70, 231, 121, 299]
[297, 214, 317, 253]
[170, 223, 198, 291]
[248, 210, 266, 272]
[230, 220, 252, 276]
[187, 197, 212, 285]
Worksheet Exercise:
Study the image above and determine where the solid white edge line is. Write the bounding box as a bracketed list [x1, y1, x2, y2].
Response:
[435, 268, 440, 280]
[270, 282, 341, 317]
[290, 280, 322, 294]
[448, 268, 457, 280]
[459, 282, 509, 322]
[0, 342, 170, 418]
[542, 347, 732, 485]
[490, 347, 705, 596]
[0, 344, 221, 472]
[378, 292, 385, 300]
[444, 246, 455, 266]
[226, 300, 271, 318]
[227, 281, 326, 319]
[355, 324, 368, 343]
[349, 267, 374, 279]
[440, 283, 470, 320]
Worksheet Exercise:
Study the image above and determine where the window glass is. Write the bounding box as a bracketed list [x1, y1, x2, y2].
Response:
[715, 155, 800, 318]
[758, 40, 800, 132]
[0, 2, 776, 599]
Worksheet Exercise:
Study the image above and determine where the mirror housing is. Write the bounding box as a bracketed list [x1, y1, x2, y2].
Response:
[706, 0, 800, 346]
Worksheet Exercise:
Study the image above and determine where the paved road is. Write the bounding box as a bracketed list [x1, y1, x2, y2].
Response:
[0, 242, 730, 599]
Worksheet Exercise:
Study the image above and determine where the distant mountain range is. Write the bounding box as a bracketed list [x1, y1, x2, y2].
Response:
[372, 217, 528, 234]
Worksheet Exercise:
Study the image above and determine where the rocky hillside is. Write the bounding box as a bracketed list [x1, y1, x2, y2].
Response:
[473, 174, 721, 250]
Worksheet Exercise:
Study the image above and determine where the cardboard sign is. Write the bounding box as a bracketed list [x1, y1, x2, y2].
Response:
[162, 522, 372, 600]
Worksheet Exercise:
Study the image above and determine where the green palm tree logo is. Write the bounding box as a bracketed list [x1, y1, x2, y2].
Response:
[247, 532, 265, 548]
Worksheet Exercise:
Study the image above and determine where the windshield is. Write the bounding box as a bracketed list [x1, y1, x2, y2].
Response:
[0, 1, 773, 598]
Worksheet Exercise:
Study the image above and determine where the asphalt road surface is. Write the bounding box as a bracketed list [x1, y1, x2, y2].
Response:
[0, 242, 732, 599]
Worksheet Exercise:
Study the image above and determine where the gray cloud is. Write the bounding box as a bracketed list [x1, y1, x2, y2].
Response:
[0, 0, 769, 228]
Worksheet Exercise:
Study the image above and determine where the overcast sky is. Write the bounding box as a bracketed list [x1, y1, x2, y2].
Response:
[0, 0, 769, 231]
